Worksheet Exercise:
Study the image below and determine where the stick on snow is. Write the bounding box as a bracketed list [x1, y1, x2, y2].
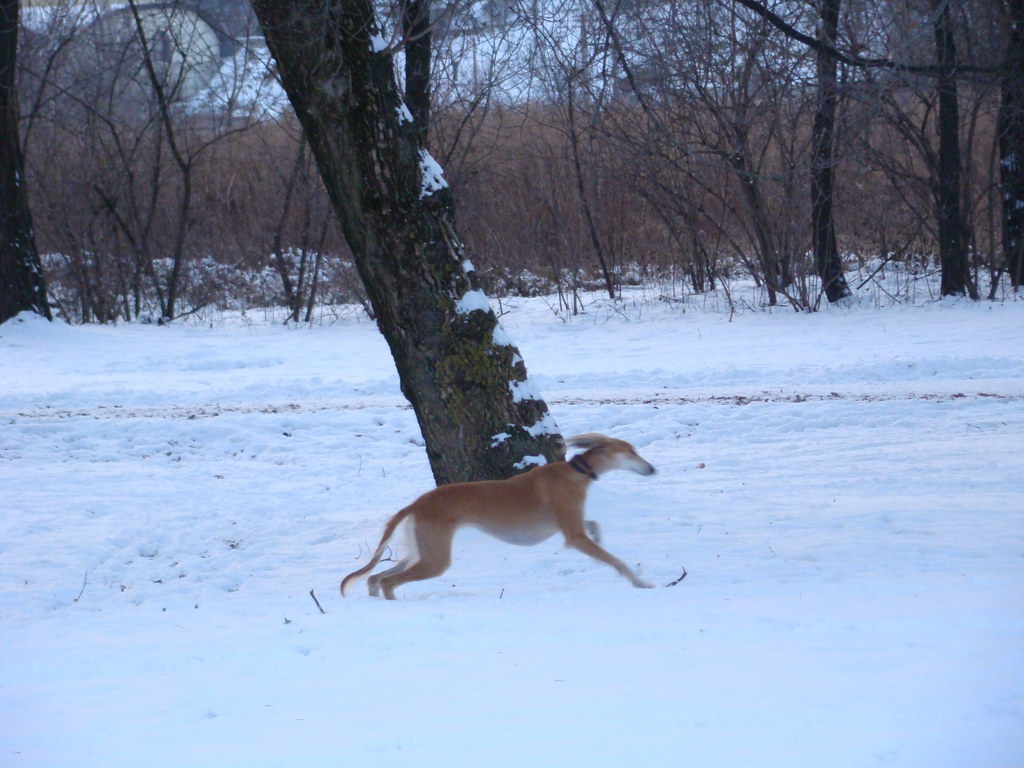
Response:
[309, 589, 326, 614]
[665, 567, 688, 587]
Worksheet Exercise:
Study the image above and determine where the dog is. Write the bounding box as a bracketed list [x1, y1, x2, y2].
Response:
[340, 433, 656, 599]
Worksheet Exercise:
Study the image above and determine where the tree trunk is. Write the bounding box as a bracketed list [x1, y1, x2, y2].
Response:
[0, 0, 50, 324]
[251, 0, 563, 484]
[271, 136, 306, 321]
[999, 0, 1024, 291]
[932, 0, 977, 298]
[567, 79, 615, 299]
[811, 0, 851, 304]
[728, 139, 783, 306]
[402, 0, 431, 147]
[126, 0, 193, 323]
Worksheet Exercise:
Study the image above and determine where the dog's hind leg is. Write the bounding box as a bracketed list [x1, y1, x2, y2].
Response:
[366, 514, 422, 597]
[367, 559, 413, 597]
[377, 519, 455, 599]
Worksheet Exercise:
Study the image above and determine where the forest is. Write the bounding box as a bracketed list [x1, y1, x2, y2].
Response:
[4, 0, 1022, 324]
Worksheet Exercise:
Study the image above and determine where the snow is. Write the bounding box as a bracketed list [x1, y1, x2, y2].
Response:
[418, 150, 449, 198]
[492, 322, 515, 346]
[396, 103, 414, 124]
[2, 292, 1023, 767]
[184, 47, 290, 121]
[524, 411, 559, 437]
[509, 374, 546, 404]
[454, 288, 491, 314]
[513, 454, 548, 470]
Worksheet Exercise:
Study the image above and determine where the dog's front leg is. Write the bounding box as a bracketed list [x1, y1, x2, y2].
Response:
[567, 533, 653, 589]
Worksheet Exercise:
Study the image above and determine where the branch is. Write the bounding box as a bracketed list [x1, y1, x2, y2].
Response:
[730, 0, 1001, 81]
[125, 0, 189, 173]
[664, 566, 688, 588]
[309, 589, 326, 614]
[74, 570, 88, 602]
[168, 302, 210, 323]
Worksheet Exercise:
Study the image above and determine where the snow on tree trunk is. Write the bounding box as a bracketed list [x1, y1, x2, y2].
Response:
[251, 0, 563, 484]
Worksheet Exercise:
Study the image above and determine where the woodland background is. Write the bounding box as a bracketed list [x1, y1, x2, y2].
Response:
[12, 0, 1022, 322]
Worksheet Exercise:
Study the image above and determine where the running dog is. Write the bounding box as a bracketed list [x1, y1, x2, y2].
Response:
[340, 433, 656, 599]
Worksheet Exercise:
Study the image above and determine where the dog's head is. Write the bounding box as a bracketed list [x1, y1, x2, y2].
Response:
[565, 433, 656, 476]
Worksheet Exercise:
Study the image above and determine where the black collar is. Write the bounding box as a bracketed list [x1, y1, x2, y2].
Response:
[569, 455, 598, 480]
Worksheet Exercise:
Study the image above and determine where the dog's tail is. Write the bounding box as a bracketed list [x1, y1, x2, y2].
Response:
[340, 505, 414, 597]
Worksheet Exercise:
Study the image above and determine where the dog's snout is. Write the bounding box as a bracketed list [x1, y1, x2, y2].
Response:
[630, 456, 656, 475]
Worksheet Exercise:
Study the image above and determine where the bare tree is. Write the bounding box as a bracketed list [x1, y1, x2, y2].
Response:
[811, 0, 852, 303]
[517, 3, 618, 299]
[0, 0, 50, 323]
[732, 0, 1001, 299]
[997, 0, 1023, 291]
[931, 0, 976, 297]
[251, 0, 563, 484]
[594, 0, 813, 306]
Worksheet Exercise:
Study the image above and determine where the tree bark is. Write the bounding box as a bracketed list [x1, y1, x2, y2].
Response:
[932, 0, 977, 298]
[811, 0, 851, 304]
[251, 0, 563, 484]
[402, 0, 431, 147]
[0, 0, 50, 324]
[998, 0, 1024, 291]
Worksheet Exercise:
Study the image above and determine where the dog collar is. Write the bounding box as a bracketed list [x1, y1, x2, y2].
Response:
[569, 455, 598, 480]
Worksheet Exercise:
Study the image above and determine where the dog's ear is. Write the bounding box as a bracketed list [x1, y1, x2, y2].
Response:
[565, 433, 608, 450]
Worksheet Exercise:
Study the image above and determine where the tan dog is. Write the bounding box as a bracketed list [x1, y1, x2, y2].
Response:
[340, 433, 656, 599]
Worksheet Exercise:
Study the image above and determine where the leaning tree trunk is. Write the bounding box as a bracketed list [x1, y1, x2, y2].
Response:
[998, 0, 1024, 291]
[932, 0, 977, 299]
[811, 0, 851, 304]
[0, 0, 50, 324]
[251, 0, 563, 484]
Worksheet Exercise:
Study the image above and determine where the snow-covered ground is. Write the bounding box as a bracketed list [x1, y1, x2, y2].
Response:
[2, 291, 1023, 767]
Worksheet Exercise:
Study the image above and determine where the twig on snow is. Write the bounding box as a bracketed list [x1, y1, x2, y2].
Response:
[309, 589, 326, 614]
[74, 570, 88, 602]
[664, 567, 688, 587]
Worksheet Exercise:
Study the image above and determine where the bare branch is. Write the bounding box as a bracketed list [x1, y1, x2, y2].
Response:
[729, 0, 1001, 81]
[309, 589, 326, 614]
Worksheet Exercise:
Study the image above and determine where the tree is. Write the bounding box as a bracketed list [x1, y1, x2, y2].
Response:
[17, 0, 277, 323]
[592, 0, 813, 307]
[811, 0, 852, 304]
[0, 0, 50, 323]
[732, 0, 996, 299]
[401, 0, 432, 146]
[251, 0, 563, 484]
[931, 0, 976, 298]
[997, 0, 1024, 291]
[519, 3, 619, 300]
